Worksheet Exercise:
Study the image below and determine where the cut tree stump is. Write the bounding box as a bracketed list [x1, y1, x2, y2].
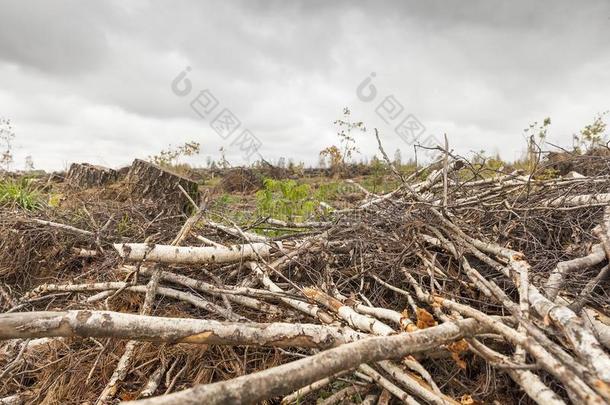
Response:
[220, 168, 262, 193]
[67, 163, 119, 188]
[126, 159, 199, 215]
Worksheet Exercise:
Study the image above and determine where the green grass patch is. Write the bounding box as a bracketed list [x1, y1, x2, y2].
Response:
[0, 177, 44, 211]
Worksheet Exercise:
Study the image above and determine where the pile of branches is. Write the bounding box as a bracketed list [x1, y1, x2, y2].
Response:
[1, 142, 610, 405]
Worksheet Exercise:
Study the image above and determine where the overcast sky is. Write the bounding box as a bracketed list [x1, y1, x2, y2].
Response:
[0, 0, 609, 170]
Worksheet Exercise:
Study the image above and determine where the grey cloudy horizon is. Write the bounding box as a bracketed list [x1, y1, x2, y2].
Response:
[0, 0, 609, 170]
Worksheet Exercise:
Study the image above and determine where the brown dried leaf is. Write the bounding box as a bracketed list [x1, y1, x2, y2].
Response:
[460, 394, 482, 405]
[416, 307, 437, 329]
[448, 339, 469, 369]
[120, 392, 138, 401]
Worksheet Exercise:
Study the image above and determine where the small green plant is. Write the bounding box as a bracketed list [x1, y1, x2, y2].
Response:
[0, 177, 43, 211]
[320, 107, 365, 176]
[314, 181, 343, 202]
[48, 192, 64, 208]
[574, 112, 608, 151]
[24, 155, 34, 171]
[116, 213, 131, 236]
[256, 179, 317, 221]
[319, 145, 343, 176]
[334, 107, 364, 164]
[211, 193, 237, 211]
[148, 141, 201, 167]
[523, 117, 551, 173]
[536, 167, 560, 180]
[394, 148, 402, 167]
[0, 118, 15, 172]
[218, 147, 231, 169]
[368, 156, 386, 193]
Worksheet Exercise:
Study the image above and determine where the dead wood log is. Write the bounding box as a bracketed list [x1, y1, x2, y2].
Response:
[125, 318, 489, 405]
[113, 242, 276, 264]
[439, 229, 610, 401]
[377, 360, 458, 405]
[140, 362, 167, 398]
[0, 310, 364, 348]
[405, 268, 602, 404]
[467, 339, 566, 405]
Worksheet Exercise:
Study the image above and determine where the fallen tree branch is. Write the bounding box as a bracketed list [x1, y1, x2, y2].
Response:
[113, 242, 277, 264]
[126, 317, 489, 405]
[0, 310, 364, 348]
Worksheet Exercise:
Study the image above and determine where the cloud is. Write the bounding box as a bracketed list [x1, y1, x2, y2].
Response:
[0, 0, 118, 75]
[0, 0, 608, 170]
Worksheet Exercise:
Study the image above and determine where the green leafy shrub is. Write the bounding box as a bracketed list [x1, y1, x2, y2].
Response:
[148, 141, 201, 176]
[0, 177, 43, 211]
[256, 179, 317, 221]
[574, 112, 608, 151]
[314, 181, 343, 202]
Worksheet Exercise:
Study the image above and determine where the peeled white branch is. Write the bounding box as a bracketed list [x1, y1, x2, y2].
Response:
[27, 218, 94, 236]
[248, 262, 334, 324]
[438, 217, 610, 391]
[26, 282, 243, 321]
[405, 271, 601, 404]
[266, 218, 330, 228]
[542, 192, 610, 207]
[281, 371, 350, 404]
[580, 306, 610, 350]
[120, 265, 283, 316]
[468, 339, 565, 405]
[303, 287, 395, 335]
[204, 219, 269, 242]
[544, 244, 605, 301]
[527, 287, 610, 384]
[358, 364, 416, 404]
[0, 393, 24, 405]
[193, 234, 226, 248]
[377, 360, 456, 405]
[352, 302, 415, 331]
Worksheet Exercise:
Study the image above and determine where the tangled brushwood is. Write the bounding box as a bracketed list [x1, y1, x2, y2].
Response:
[1, 142, 610, 405]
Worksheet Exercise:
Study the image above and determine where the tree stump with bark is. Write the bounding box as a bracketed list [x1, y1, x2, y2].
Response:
[126, 159, 199, 215]
[220, 167, 262, 193]
[220, 167, 263, 193]
[66, 163, 119, 188]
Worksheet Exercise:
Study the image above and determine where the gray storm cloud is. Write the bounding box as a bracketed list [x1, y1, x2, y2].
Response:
[0, 0, 608, 169]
